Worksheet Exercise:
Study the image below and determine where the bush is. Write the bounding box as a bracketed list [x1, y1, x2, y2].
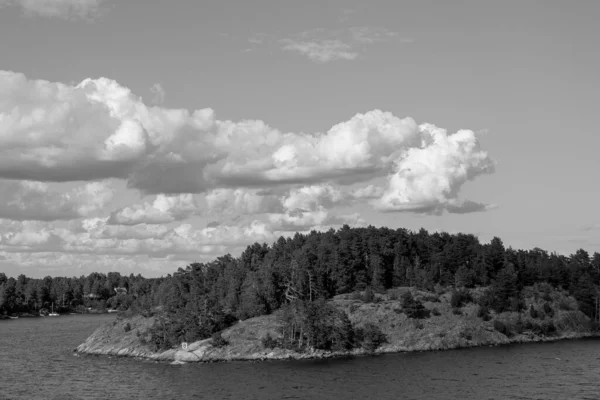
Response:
[350, 291, 362, 301]
[451, 289, 473, 309]
[558, 299, 572, 311]
[477, 306, 491, 321]
[434, 283, 445, 295]
[388, 289, 399, 301]
[540, 320, 556, 335]
[261, 333, 278, 349]
[211, 332, 229, 348]
[431, 307, 441, 316]
[361, 287, 375, 303]
[402, 292, 430, 319]
[124, 322, 131, 332]
[529, 305, 539, 319]
[412, 320, 424, 330]
[493, 320, 512, 336]
[355, 323, 387, 352]
[543, 302, 554, 317]
[452, 308, 462, 315]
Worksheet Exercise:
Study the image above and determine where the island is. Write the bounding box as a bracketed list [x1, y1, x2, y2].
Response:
[76, 226, 600, 363]
[77, 285, 597, 363]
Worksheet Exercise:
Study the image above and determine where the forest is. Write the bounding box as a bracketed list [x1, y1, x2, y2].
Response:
[2, 225, 600, 351]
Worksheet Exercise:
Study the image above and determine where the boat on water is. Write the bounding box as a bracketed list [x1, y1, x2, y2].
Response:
[8, 316, 19, 319]
[107, 309, 119, 313]
[48, 303, 59, 317]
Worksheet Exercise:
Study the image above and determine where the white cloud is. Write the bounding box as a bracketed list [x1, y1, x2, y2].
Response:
[268, 209, 366, 233]
[277, 27, 409, 63]
[107, 194, 199, 225]
[280, 39, 358, 63]
[0, 69, 497, 274]
[0, 218, 276, 258]
[374, 124, 495, 214]
[0, 71, 494, 212]
[2, 0, 107, 19]
[0, 180, 114, 221]
[282, 184, 345, 212]
[204, 188, 282, 216]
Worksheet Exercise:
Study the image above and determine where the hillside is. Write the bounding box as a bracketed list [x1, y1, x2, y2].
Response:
[76, 284, 597, 363]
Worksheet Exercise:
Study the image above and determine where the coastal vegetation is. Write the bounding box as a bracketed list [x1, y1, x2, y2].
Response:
[76, 225, 600, 359]
[4, 225, 600, 359]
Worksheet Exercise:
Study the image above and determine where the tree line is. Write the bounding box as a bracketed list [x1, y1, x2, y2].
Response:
[124, 225, 600, 350]
[0, 271, 162, 315]
[3, 225, 599, 349]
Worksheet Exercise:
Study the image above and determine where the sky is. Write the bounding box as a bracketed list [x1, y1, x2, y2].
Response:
[0, 0, 599, 278]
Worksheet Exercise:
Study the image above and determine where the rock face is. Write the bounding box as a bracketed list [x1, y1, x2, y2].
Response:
[76, 313, 346, 362]
[76, 288, 598, 363]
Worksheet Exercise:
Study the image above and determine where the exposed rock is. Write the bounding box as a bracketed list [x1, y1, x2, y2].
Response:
[76, 288, 599, 363]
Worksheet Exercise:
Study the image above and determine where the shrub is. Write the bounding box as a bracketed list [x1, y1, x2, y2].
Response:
[350, 291, 362, 301]
[477, 306, 491, 321]
[450, 289, 473, 308]
[434, 283, 445, 295]
[432, 307, 441, 316]
[420, 293, 440, 303]
[402, 292, 430, 319]
[539, 320, 556, 335]
[211, 332, 229, 348]
[493, 320, 512, 336]
[412, 320, 424, 330]
[362, 287, 376, 303]
[261, 334, 278, 349]
[450, 291, 462, 308]
[388, 290, 399, 301]
[124, 322, 131, 332]
[529, 305, 539, 319]
[558, 299, 572, 311]
[355, 323, 388, 352]
[543, 302, 554, 317]
[541, 285, 553, 302]
[452, 308, 462, 315]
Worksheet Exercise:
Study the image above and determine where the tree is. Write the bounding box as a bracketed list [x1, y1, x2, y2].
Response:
[483, 263, 518, 312]
[401, 292, 429, 319]
[454, 265, 474, 288]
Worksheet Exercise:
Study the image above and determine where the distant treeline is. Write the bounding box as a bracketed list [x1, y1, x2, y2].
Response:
[0, 271, 163, 315]
[3, 225, 599, 348]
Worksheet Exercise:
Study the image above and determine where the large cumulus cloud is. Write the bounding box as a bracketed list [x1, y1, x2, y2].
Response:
[0, 70, 493, 214]
[0, 70, 496, 274]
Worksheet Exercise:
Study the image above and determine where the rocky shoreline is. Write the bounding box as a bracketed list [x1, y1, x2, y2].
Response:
[76, 328, 598, 364]
[76, 288, 599, 364]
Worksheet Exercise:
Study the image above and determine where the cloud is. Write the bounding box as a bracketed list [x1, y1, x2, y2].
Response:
[374, 124, 495, 214]
[278, 27, 409, 63]
[267, 209, 364, 232]
[282, 184, 346, 212]
[0, 180, 114, 221]
[0, 70, 493, 212]
[1, 0, 108, 19]
[348, 27, 414, 45]
[0, 69, 497, 274]
[204, 188, 283, 216]
[0, 218, 277, 257]
[107, 194, 199, 225]
[280, 39, 358, 63]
